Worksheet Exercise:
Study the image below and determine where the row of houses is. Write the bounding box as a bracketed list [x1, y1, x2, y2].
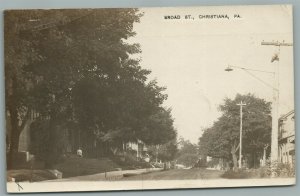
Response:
[9, 109, 296, 168]
[7, 109, 150, 166]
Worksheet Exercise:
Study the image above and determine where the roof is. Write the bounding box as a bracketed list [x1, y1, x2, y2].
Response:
[279, 110, 295, 121]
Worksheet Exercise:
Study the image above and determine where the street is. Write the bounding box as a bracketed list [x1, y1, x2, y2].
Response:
[46, 168, 224, 182]
[121, 168, 224, 180]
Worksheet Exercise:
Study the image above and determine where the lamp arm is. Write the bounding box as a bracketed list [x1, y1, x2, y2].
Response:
[230, 65, 274, 74]
[242, 69, 278, 91]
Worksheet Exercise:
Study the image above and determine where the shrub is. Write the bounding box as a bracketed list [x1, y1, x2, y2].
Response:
[268, 161, 295, 177]
[257, 159, 295, 178]
[221, 169, 251, 179]
[110, 154, 151, 170]
[221, 159, 295, 179]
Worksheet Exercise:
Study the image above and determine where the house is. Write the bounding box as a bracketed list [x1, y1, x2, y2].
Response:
[278, 110, 295, 165]
[126, 140, 149, 161]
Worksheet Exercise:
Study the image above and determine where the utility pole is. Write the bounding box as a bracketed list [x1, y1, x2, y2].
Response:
[237, 101, 246, 169]
[261, 40, 293, 168]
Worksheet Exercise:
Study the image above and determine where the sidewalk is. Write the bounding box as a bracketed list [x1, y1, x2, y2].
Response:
[47, 168, 163, 181]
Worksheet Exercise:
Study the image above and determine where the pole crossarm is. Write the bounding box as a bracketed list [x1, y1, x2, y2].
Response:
[261, 41, 293, 47]
[236, 102, 246, 107]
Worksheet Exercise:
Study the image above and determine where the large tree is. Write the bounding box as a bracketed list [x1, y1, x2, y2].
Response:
[5, 10, 52, 168]
[198, 94, 271, 170]
[5, 9, 177, 167]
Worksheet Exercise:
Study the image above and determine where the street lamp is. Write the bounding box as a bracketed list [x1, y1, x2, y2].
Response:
[224, 65, 233, 72]
[225, 65, 275, 75]
[224, 65, 276, 92]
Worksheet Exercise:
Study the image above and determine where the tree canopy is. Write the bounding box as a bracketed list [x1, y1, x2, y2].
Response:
[176, 137, 199, 167]
[198, 94, 271, 169]
[5, 9, 177, 167]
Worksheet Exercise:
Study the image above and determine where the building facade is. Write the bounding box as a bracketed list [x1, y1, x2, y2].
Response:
[278, 110, 295, 165]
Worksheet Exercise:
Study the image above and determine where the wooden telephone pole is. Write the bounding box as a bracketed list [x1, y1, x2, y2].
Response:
[237, 101, 246, 169]
[261, 40, 293, 168]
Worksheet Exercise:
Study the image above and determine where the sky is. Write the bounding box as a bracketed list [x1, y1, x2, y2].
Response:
[129, 5, 294, 144]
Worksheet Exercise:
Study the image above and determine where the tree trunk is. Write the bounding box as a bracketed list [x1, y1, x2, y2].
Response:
[231, 152, 238, 170]
[262, 144, 269, 166]
[253, 151, 256, 168]
[7, 76, 21, 169]
[231, 142, 239, 171]
[7, 113, 20, 169]
[44, 119, 56, 169]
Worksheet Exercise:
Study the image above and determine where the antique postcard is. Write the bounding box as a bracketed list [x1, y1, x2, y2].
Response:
[5, 4, 295, 193]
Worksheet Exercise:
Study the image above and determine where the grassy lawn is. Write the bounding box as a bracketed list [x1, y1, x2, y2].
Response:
[7, 157, 121, 181]
[54, 157, 121, 178]
[7, 169, 57, 182]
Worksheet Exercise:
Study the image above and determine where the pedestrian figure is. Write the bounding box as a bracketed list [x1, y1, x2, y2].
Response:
[77, 148, 83, 158]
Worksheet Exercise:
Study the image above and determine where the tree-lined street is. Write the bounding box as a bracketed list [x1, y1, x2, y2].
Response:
[5, 6, 294, 184]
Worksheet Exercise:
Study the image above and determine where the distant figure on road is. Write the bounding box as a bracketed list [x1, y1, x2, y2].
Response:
[77, 148, 83, 158]
[193, 158, 206, 168]
[229, 160, 234, 170]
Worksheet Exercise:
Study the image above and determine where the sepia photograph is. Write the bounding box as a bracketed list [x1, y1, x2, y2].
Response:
[4, 4, 295, 193]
